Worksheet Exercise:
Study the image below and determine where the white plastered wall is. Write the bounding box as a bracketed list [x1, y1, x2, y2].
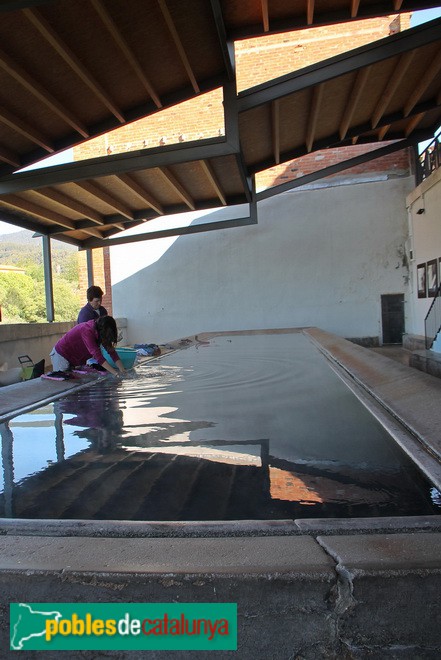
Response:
[111, 175, 414, 344]
[406, 167, 441, 336]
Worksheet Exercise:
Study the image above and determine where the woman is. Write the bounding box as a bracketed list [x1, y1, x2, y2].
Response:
[49, 316, 125, 377]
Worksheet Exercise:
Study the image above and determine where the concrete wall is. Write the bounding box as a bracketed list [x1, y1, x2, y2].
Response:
[111, 175, 414, 345]
[406, 167, 441, 336]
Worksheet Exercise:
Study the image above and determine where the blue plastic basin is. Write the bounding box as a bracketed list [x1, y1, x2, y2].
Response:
[101, 347, 137, 369]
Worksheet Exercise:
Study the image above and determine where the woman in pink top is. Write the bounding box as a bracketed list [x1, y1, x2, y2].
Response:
[50, 316, 125, 376]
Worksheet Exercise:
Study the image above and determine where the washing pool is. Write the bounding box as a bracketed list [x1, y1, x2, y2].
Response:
[0, 331, 439, 521]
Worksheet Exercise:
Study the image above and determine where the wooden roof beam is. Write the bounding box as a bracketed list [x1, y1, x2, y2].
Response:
[73, 181, 134, 220]
[0, 47, 88, 138]
[116, 173, 164, 215]
[393, 0, 404, 9]
[32, 187, 105, 225]
[378, 124, 390, 140]
[157, 167, 195, 210]
[90, 0, 162, 109]
[0, 104, 53, 152]
[306, 83, 323, 152]
[200, 159, 227, 206]
[158, 0, 200, 94]
[23, 7, 125, 123]
[271, 99, 280, 165]
[371, 51, 415, 128]
[261, 0, 269, 32]
[0, 144, 21, 168]
[405, 112, 426, 137]
[350, 0, 360, 18]
[340, 68, 370, 140]
[0, 194, 77, 229]
[306, 0, 315, 26]
[404, 47, 441, 116]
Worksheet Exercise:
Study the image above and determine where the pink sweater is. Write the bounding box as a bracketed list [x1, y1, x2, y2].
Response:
[55, 319, 119, 367]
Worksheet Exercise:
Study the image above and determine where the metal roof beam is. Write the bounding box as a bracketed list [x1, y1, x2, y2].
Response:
[237, 17, 441, 112]
[80, 202, 257, 249]
[209, 0, 235, 79]
[1, 72, 228, 177]
[256, 139, 417, 201]
[0, 136, 237, 194]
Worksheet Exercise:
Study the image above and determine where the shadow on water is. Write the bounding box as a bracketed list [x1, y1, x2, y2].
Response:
[0, 333, 440, 521]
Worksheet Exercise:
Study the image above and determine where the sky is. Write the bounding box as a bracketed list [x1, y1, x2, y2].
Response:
[0, 7, 440, 237]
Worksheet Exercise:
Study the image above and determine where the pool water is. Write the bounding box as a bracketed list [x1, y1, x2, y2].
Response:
[0, 332, 439, 520]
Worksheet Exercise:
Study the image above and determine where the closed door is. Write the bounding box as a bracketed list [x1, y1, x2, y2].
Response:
[381, 294, 405, 344]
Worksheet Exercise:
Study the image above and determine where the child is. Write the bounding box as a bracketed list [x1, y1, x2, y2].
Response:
[49, 316, 125, 377]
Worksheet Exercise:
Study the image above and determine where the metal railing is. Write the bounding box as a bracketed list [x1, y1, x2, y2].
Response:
[425, 282, 441, 349]
[417, 136, 441, 183]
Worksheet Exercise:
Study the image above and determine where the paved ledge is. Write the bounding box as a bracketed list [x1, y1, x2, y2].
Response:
[305, 327, 441, 464]
[0, 535, 334, 577]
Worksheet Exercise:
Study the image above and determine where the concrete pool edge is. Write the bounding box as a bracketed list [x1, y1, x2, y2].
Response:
[1, 328, 440, 656]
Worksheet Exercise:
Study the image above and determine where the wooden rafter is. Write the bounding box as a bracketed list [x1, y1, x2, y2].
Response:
[306, 0, 314, 26]
[0, 194, 77, 229]
[116, 173, 164, 215]
[271, 99, 280, 165]
[261, 0, 269, 32]
[339, 68, 370, 140]
[306, 84, 323, 152]
[0, 47, 88, 137]
[157, 167, 195, 210]
[350, 0, 360, 18]
[0, 104, 53, 152]
[378, 124, 390, 140]
[90, 0, 162, 109]
[73, 181, 134, 220]
[404, 47, 441, 116]
[23, 8, 125, 123]
[371, 51, 415, 129]
[393, 0, 404, 10]
[405, 112, 425, 137]
[0, 144, 20, 168]
[199, 159, 227, 205]
[31, 187, 105, 225]
[158, 0, 200, 94]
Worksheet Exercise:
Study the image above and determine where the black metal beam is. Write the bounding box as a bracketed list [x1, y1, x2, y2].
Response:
[0, 137, 238, 194]
[237, 17, 441, 112]
[0, 0, 57, 11]
[256, 138, 417, 201]
[42, 235, 54, 323]
[209, 0, 235, 80]
[80, 202, 257, 249]
[0, 73, 229, 178]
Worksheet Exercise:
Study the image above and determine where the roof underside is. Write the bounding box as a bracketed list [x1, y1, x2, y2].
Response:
[0, 0, 440, 247]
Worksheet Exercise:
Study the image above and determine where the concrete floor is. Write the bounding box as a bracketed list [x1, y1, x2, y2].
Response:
[1, 329, 441, 658]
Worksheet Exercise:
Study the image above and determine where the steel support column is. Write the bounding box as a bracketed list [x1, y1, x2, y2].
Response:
[42, 234, 54, 322]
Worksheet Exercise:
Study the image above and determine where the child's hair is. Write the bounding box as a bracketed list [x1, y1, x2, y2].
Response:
[96, 316, 118, 349]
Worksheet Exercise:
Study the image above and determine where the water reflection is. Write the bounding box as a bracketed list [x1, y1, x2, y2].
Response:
[0, 333, 440, 521]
